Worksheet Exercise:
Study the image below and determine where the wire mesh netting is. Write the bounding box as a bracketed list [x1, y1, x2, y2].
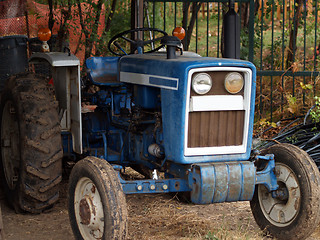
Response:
[0, 0, 27, 36]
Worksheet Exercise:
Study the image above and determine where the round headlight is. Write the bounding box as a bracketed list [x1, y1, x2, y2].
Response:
[225, 72, 244, 94]
[192, 73, 212, 95]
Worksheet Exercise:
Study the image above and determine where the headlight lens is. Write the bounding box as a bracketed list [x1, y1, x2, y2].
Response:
[225, 72, 244, 94]
[192, 73, 212, 95]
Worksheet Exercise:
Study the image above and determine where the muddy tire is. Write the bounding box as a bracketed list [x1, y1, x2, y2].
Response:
[68, 156, 128, 240]
[0, 204, 4, 239]
[250, 143, 320, 240]
[0, 73, 62, 213]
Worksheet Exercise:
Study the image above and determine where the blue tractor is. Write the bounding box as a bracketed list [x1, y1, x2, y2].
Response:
[1, 27, 320, 240]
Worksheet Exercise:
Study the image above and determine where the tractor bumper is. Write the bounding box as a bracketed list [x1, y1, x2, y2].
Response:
[189, 155, 278, 204]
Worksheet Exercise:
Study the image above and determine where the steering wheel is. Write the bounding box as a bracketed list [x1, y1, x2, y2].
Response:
[108, 28, 168, 56]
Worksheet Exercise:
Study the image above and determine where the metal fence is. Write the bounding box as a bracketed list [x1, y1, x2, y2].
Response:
[144, 0, 320, 123]
[1, 0, 319, 123]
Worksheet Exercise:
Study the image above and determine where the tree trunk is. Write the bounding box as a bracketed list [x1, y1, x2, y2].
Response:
[77, 0, 103, 61]
[48, 0, 54, 32]
[56, 5, 71, 52]
[95, 0, 118, 56]
[286, 0, 303, 68]
[182, 2, 201, 51]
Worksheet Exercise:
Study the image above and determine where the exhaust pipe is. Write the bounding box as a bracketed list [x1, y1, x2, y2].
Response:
[222, 0, 240, 59]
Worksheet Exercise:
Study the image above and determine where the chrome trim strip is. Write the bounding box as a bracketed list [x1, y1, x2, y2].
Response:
[120, 72, 179, 90]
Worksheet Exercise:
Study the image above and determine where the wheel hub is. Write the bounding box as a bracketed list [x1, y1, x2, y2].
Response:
[272, 183, 289, 201]
[79, 197, 91, 225]
[258, 163, 301, 227]
[78, 195, 100, 229]
[74, 177, 104, 239]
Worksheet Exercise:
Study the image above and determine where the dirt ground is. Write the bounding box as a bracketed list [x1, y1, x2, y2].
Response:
[2, 178, 320, 240]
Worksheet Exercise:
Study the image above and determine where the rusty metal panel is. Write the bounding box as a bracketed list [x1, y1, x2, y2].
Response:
[227, 163, 242, 201]
[240, 162, 256, 200]
[212, 164, 229, 203]
[190, 164, 215, 204]
[188, 110, 245, 148]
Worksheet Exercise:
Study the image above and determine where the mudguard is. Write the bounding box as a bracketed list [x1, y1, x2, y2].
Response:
[29, 52, 82, 154]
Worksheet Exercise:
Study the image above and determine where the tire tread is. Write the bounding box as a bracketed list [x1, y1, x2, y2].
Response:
[0, 73, 62, 213]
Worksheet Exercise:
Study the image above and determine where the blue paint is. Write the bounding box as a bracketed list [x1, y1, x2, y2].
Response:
[86, 56, 120, 86]
[119, 54, 256, 164]
[255, 154, 279, 191]
[76, 51, 279, 202]
[134, 85, 160, 109]
[189, 161, 256, 204]
[61, 132, 76, 160]
[118, 174, 191, 194]
[149, 76, 178, 88]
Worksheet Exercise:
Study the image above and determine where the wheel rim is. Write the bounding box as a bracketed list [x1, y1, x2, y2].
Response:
[74, 177, 105, 239]
[258, 163, 301, 227]
[1, 101, 20, 190]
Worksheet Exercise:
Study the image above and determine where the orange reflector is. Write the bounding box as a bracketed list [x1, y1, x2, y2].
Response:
[172, 27, 185, 40]
[38, 28, 52, 42]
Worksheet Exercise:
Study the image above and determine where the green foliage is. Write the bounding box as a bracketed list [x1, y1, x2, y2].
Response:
[310, 96, 320, 123]
[145, 2, 166, 29]
[34, 0, 50, 4]
[240, 15, 262, 65]
[107, 6, 131, 38]
[258, 118, 277, 128]
[286, 135, 298, 143]
[300, 82, 313, 90]
[204, 231, 220, 240]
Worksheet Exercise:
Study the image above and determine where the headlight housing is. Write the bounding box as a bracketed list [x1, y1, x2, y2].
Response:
[192, 73, 212, 95]
[224, 72, 244, 94]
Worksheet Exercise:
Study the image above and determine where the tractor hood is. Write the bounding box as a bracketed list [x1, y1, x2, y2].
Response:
[119, 53, 257, 164]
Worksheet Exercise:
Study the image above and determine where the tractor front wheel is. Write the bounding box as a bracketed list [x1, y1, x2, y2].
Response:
[250, 143, 320, 240]
[68, 156, 128, 240]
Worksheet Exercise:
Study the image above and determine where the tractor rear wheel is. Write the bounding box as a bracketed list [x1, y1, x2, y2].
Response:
[0, 73, 62, 213]
[68, 156, 128, 240]
[250, 143, 320, 240]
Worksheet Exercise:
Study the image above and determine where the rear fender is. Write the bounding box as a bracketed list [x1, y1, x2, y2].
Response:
[29, 52, 82, 154]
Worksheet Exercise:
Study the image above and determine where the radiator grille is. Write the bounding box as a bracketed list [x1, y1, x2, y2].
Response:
[188, 110, 245, 148]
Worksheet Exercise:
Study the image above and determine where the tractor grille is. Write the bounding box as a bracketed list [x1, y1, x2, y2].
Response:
[184, 67, 252, 156]
[188, 110, 245, 148]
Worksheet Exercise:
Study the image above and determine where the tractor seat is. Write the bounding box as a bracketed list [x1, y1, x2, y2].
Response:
[86, 57, 120, 86]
